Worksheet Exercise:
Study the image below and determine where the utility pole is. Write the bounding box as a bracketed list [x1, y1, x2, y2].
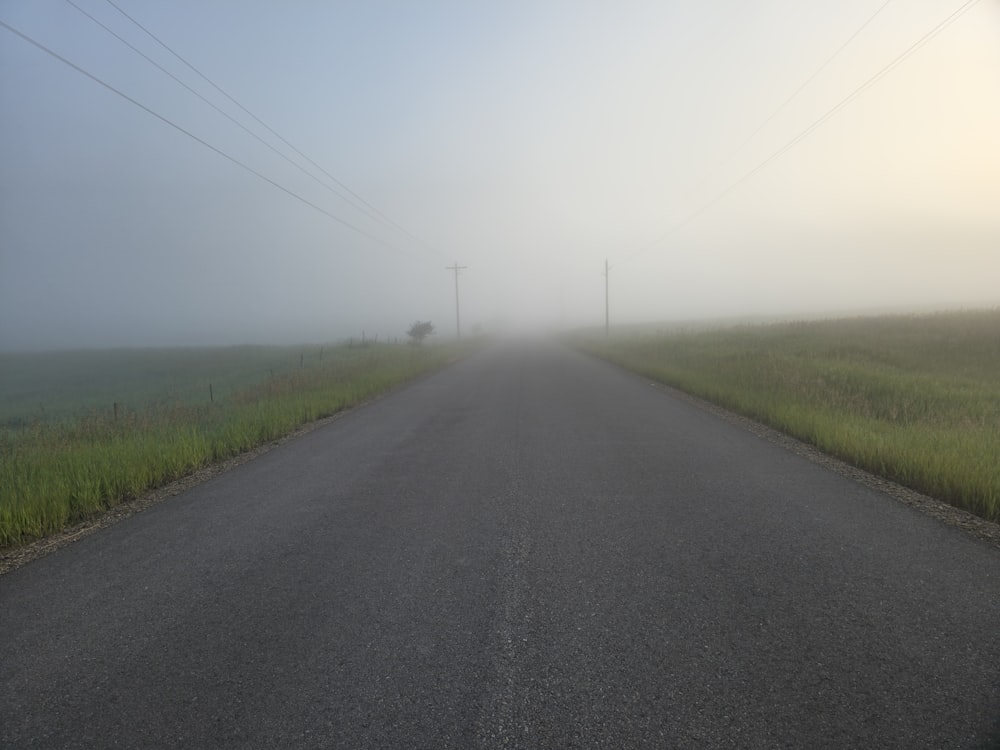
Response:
[604, 258, 610, 338]
[446, 261, 467, 339]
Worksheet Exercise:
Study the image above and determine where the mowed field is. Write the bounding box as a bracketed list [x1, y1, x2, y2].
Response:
[0, 341, 462, 548]
[580, 309, 1000, 524]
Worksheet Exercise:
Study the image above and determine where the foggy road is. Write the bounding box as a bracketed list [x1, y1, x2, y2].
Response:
[2, 342, 999, 748]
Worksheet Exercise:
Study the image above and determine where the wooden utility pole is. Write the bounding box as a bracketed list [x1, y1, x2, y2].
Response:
[604, 258, 610, 338]
[446, 262, 467, 339]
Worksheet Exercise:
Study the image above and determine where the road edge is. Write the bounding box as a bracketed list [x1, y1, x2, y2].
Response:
[0, 360, 457, 576]
[603, 357, 1000, 551]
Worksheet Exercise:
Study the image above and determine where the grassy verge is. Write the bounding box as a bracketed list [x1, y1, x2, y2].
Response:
[0, 343, 463, 548]
[577, 310, 1000, 524]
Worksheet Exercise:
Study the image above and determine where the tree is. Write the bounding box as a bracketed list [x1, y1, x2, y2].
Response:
[406, 320, 435, 345]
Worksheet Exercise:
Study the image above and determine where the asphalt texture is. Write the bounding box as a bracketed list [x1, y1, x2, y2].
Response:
[3, 341, 1000, 749]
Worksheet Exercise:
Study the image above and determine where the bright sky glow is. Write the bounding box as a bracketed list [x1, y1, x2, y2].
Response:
[1, 1, 998, 348]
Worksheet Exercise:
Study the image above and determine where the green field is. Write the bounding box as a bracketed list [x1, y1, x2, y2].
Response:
[0, 341, 464, 548]
[579, 310, 1000, 524]
[0, 344, 365, 428]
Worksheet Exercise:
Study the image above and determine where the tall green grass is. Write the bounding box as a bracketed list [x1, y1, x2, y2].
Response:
[580, 310, 1000, 523]
[0, 344, 460, 548]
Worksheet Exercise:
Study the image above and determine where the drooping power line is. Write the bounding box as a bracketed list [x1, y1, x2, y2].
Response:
[721, 0, 894, 170]
[101, 0, 436, 255]
[0, 18, 405, 254]
[620, 0, 983, 267]
[63, 0, 403, 239]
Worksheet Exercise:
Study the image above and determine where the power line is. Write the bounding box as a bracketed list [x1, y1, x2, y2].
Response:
[620, 0, 982, 267]
[63, 0, 399, 237]
[101, 0, 437, 255]
[721, 0, 893, 171]
[737, 0, 981, 197]
[0, 18, 404, 254]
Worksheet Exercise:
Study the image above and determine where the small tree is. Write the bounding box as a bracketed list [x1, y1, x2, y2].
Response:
[406, 320, 435, 345]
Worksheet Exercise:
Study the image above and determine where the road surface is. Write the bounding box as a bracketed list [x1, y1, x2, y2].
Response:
[3, 341, 1000, 748]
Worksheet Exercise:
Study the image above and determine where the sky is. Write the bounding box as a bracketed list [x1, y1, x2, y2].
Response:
[1, 0, 998, 349]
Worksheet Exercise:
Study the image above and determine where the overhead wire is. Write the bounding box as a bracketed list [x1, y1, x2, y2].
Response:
[62, 0, 402, 239]
[0, 18, 409, 256]
[718, 0, 894, 173]
[619, 0, 983, 267]
[101, 0, 437, 256]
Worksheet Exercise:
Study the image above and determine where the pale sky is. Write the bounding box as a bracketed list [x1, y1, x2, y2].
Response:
[2, 1, 998, 349]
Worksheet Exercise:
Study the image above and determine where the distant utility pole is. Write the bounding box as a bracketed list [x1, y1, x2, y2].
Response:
[604, 258, 610, 338]
[446, 261, 467, 339]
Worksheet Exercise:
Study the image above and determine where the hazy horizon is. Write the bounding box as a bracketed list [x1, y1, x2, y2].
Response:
[3, 1, 998, 351]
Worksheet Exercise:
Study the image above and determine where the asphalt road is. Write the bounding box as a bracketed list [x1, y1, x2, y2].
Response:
[3, 341, 1000, 749]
